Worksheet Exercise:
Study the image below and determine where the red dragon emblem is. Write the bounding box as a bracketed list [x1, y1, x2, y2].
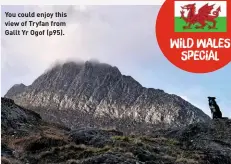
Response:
[180, 3, 221, 29]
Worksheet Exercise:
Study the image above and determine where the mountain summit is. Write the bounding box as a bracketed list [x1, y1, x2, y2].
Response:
[5, 61, 210, 132]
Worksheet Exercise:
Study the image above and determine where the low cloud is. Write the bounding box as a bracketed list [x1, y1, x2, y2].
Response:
[1, 5, 161, 95]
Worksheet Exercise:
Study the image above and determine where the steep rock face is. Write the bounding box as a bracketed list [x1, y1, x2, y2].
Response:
[5, 61, 210, 129]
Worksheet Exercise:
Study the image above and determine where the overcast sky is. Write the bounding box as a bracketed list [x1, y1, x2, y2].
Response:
[1, 5, 231, 118]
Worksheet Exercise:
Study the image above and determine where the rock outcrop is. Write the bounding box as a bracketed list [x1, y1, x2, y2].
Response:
[150, 118, 231, 164]
[4, 84, 26, 98]
[5, 61, 210, 131]
[1, 97, 231, 164]
[1, 97, 41, 135]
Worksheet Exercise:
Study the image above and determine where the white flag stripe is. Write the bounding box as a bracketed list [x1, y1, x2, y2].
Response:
[174, 1, 227, 17]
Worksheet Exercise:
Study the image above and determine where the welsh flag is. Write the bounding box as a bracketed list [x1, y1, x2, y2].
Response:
[174, 1, 227, 32]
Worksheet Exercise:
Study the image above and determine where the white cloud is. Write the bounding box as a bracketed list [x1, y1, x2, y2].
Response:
[1, 5, 161, 95]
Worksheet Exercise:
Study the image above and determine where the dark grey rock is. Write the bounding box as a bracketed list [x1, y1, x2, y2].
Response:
[5, 83, 26, 98]
[151, 118, 231, 164]
[1, 143, 13, 157]
[78, 152, 140, 164]
[69, 127, 123, 147]
[5, 61, 210, 132]
[1, 97, 231, 164]
[1, 97, 41, 135]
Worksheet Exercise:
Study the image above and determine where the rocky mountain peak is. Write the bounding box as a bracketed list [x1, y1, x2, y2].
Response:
[5, 83, 27, 98]
[5, 60, 210, 132]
